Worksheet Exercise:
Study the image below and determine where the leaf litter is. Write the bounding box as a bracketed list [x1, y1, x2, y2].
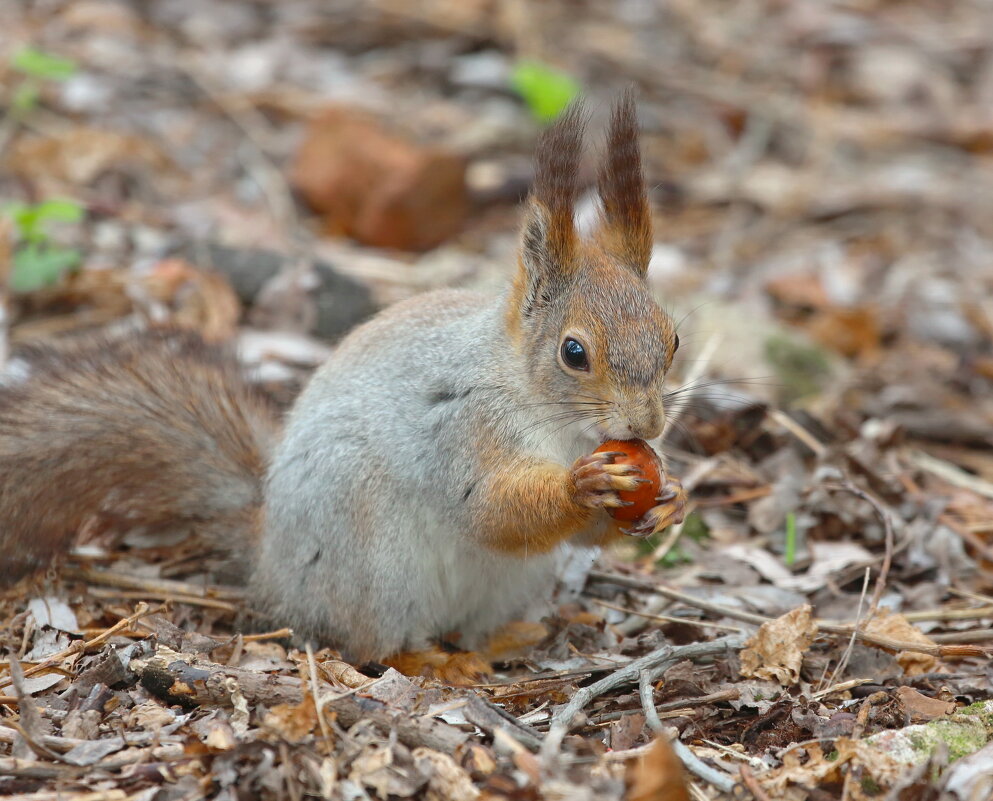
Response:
[2, 1, 993, 799]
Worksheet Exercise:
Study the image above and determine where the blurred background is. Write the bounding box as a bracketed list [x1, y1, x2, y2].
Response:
[1, 0, 992, 574]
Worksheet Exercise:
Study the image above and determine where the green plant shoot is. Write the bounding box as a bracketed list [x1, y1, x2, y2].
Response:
[510, 61, 580, 123]
[784, 511, 797, 566]
[9, 47, 77, 113]
[4, 199, 84, 292]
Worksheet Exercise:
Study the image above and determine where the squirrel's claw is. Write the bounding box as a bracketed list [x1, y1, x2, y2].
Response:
[571, 452, 644, 508]
[621, 476, 688, 538]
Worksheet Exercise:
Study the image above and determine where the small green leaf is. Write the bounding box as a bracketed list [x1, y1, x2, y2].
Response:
[34, 199, 84, 223]
[3, 198, 83, 244]
[11, 245, 81, 292]
[510, 61, 580, 123]
[784, 512, 797, 566]
[11, 47, 77, 81]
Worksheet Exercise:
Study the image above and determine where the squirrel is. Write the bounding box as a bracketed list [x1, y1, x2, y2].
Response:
[0, 93, 686, 664]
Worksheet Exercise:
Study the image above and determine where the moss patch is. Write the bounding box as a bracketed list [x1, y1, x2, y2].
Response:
[867, 704, 993, 766]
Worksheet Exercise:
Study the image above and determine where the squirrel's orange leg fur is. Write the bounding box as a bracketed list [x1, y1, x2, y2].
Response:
[483, 620, 548, 661]
[383, 648, 491, 685]
[383, 622, 548, 685]
[620, 475, 688, 537]
[471, 451, 641, 555]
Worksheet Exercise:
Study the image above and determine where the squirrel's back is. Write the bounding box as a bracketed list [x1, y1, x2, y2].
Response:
[0, 329, 278, 584]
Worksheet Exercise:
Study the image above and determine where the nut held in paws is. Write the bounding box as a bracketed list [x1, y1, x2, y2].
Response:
[592, 439, 663, 522]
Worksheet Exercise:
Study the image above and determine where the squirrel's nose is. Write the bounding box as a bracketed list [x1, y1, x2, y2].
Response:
[627, 407, 663, 441]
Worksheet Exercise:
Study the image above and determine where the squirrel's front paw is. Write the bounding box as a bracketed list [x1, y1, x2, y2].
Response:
[621, 475, 688, 537]
[570, 451, 649, 510]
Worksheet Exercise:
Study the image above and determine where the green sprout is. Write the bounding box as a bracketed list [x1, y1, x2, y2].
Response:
[4, 199, 84, 292]
[8, 47, 77, 114]
[510, 61, 580, 124]
[784, 511, 797, 566]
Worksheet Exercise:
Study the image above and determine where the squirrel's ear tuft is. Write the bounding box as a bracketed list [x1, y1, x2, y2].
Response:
[515, 101, 588, 317]
[595, 89, 652, 277]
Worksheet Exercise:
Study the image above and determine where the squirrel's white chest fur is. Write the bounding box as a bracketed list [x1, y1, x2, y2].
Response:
[253, 290, 600, 658]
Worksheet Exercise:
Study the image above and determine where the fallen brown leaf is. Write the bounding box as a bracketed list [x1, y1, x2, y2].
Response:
[739, 605, 818, 686]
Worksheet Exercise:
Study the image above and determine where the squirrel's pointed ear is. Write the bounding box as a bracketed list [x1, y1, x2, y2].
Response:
[515, 101, 587, 316]
[594, 89, 652, 277]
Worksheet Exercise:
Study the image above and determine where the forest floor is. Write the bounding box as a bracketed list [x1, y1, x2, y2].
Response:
[2, 1, 993, 799]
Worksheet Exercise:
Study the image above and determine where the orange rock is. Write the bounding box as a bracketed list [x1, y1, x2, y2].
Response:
[290, 107, 468, 252]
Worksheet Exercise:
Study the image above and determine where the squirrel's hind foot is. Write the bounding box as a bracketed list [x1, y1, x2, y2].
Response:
[382, 647, 491, 686]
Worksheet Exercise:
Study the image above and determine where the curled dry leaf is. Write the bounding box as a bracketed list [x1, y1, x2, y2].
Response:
[412, 748, 480, 801]
[893, 686, 956, 722]
[263, 696, 319, 742]
[626, 736, 690, 801]
[143, 259, 242, 343]
[863, 610, 940, 675]
[739, 604, 818, 686]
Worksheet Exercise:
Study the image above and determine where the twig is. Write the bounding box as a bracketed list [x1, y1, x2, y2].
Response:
[588, 570, 771, 626]
[930, 630, 993, 644]
[0, 603, 154, 691]
[638, 671, 737, 794]
[812, 677, 875, 701]
[909, 449, 993, 500]
[559, 688, 740, 729]
[243, 628, 294, 643]
[541, 636, 744, 760]
[823, 567, 871, 691]
[739, 764, 772, 801]
[651, 518, 689, 564]
[767, 409, 827, 457]
[305, 643, 334, 751]
[587, 571, 990, 658]
[66, 567, 244, 600]
[86, 586, 239, 612]
[592, 598, 743, 632]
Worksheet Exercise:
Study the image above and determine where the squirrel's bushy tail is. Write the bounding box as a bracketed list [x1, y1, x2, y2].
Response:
[0, 330, 278, 585]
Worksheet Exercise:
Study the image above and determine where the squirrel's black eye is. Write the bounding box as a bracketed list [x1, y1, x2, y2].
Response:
[673, 333, 680, 352]
[561, 338, 589, 371]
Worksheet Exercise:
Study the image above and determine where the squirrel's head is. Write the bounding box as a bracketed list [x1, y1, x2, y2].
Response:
[507, 92, 678, 443]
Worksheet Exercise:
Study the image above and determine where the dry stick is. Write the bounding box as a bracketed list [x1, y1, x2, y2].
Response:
[86, 587, 239, 612]
[822, 567, 871, 693]
[305, 643, 334, 751]
[540, 635, 744, 761]
[66, 567, 244, 600]
[0, 602, 154, 691]
[587, 571, 990, 659]
[638, 670, 737, 794]
[931, 630, 993, 644]
[592, 598, 743, 632]
[767, 408, 827, 457]
[582, 688, 740, 728]
[739, 764, 773, 801]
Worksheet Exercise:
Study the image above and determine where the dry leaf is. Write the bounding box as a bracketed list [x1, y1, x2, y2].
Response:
[739, 605, 818, 686]
[626, 736, 690, 801]
[263, 696, 320, 742]
[142, 259, 242, 342]
[863, 610, 939, 675]
[413, 748, 480, 801]
[893, 686, 956, 721]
